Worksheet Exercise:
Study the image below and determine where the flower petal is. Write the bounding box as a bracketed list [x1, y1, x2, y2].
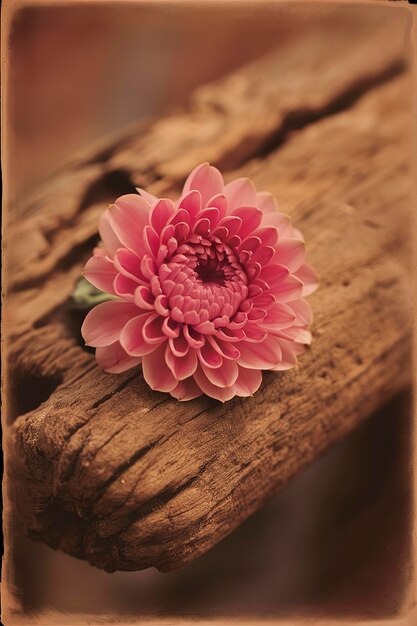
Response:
[81, 301, 138, 347]
[150, 198, 175, 233]
[109, 194, 150, 253]
[224, 177, 257, 210]
[272, 239, 305, 272]
[259, 264, 289, 290]
[178, 190, 202, 224]
[273, 274, 304, 302]
[193, 366, 237, 402]
[234, 367, 262, 397]
[96, 341, 141, 373]
[166, 345, 198, 380]
[136, 186, 158, 206]
[119, 313, 160, 356]
[198, 341, 223, 368]
[182, 163, 224, 207]
[113, 273, 138, 300]
[231, 206, 263, 239]
[98, 210, 122, 255]
[206, 193, 228, 220]
[269, 338, 300, 370]
[141, 343, 178, 393]
[134, 285, 155, 310]
[289, 299, 313, 325]
[114, 248, 146, 283]
[262, 303, 296, 331]
[256, 191, 278, 213]
[83, 255, 117, 295]
[170, 377, 202, 401]
[294, 263, 319, 296]
[237, 337, 282, 369]
[200, 359, 239, 388]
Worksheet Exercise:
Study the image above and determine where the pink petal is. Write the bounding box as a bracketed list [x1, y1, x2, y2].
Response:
[201, 359, 239, 387]
[254, 226, 279, 247]
[166, 345, 198, 380]
[141, 343, 178, 392]
[109, 194, 150, 253]
[170, 377, 202, 401]
[114, 248, 146, 283]
[294, 263, 319, 296]
[136, 186, 159, 206]
[184, 325, 205, 348]
[193, 366, 237, 402]
[259, 264, 289, 290]
[143, 225, 160, 258]
[252, 292, 276, 309]
[256, 191, 278, 213]
[263, 212, 304, 240]
[81, 301, 138, 347]
[169, 331, 189, 356]
[134, 285, 155, 310]
[195, 207, 220, 230]
[198, 341, 223, 368]
[113, 274, 138, 300]
[273, 274, 303, 302]
[119, 313, 160, 356]
[214, 215, 242, 239]
[215, 327, 245, 342]
[193, 217, 210, 236]
[169, 208, 190, 227]
[224, 177, 257, 210]
[182, 163, 224, 207]
[231, 206, 263, 239]
[206, 193, 228, 220]
[262, 303, 296, 331]
[208, 335, 240, 360]
[96, 341, 141, 374]
[272, 239, 305, 272]
[251, 245, 275, 266]
[237, 337, 282, 369]
[234, 367, 262, 397]
[142, 314, 166, 344]
[83, 255, 117, 295]
[289, 299, 313, 325]
[162, 317, 180, 338]
[243, 323, 267, 343]
[98, 210, 122, 255]
[178, 190, 202, 224]
[281, 326, 312, 344]
[150, 198, 175, 234]
[269, 338, 299, 371]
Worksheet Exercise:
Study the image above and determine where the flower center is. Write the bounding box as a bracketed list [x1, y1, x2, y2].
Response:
[158, 236, 249, 328]
[195, 259, 226, 286]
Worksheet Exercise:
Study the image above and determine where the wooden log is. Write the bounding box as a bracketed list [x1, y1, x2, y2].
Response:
[7, 20, 413, 573]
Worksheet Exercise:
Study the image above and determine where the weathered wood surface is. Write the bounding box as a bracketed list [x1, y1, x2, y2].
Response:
[7, 21, 413, 572]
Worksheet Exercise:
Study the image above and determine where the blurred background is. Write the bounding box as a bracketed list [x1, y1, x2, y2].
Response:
[7, 1, 387, 203]
[6, 1, 412, 621]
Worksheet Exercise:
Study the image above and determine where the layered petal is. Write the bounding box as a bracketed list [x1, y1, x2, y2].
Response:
[83, 255, 117, 295]
[81, 301, 138, 347]
[96, 341, 141, 373]
[182, 163, 224, 207]
[83, 163, 317, 401]
[141, 343, 178, 393]
[109, 194, 150, 253]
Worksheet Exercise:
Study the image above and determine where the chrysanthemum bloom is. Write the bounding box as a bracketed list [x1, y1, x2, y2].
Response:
[81, 163, 318, 401]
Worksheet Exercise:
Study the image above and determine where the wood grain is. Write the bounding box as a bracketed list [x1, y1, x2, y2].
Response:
[7, 21, 413, 572]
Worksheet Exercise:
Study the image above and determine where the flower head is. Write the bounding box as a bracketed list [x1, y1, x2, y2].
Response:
[81, 163, 318, 401]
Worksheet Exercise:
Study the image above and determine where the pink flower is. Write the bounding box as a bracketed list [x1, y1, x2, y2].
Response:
[81, 163, 318, 401]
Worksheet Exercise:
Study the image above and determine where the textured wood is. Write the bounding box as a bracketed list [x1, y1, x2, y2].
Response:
[7, 21, 413, 573]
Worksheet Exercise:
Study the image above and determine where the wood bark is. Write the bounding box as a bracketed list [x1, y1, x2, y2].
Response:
[6, 21, 413, 572]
